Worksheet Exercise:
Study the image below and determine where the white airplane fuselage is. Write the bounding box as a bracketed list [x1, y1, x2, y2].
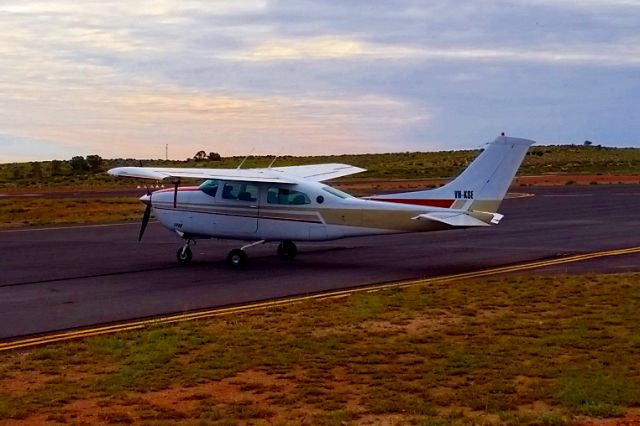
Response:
[148, 179, 452, 242]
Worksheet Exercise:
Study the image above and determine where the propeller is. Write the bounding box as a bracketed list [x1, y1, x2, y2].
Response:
[138, 187, 152, 242]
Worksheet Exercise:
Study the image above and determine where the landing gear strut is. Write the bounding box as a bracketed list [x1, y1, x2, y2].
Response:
[177, 239, 194, 265]
[277, 240, 297, 261]
[175, 239, 298, 269]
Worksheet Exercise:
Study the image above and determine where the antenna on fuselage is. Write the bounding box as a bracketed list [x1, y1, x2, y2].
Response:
[268, 148, 283, 168]
[267, 146, 284, 168]
[236, 148, 255, 169]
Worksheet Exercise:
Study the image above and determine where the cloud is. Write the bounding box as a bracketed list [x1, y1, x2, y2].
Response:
[0, 79, 428, 159]
[223, 36, 640, 67]
[0, 0, 639, 162]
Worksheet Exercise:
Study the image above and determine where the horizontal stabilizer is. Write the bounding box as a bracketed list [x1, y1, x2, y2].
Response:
[479, 211, 504, 225]
[412, 211, 498, 227]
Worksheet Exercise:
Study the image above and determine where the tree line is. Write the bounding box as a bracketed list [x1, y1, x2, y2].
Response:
[2, 155, 104, 181]
[0, 150, 222, 183]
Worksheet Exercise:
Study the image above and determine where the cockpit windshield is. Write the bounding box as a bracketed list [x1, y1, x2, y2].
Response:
[322, 186, 353, 199]
[199, 179, 219, 197]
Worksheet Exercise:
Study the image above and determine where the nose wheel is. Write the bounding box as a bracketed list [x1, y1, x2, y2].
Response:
[176, 238, 195, 266]
[177, 246, 193, 265]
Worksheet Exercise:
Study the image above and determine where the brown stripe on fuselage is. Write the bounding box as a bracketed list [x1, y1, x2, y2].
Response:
[367, 198, 455, 208]
[320, 207, 449, 232]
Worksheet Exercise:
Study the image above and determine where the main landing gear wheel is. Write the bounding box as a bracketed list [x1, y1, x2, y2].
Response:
[177, 246, 193, 265]
[277, 240, 297, 261]
[226, 249, 248, 269]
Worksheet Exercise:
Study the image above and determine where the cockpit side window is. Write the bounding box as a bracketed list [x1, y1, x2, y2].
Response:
[267, 187, 311, 205]
[222, 181, 258, 202]
[199, 179, 220, 197]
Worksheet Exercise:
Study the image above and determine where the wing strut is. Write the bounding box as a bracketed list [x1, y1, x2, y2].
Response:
[173, 179, 180, 208]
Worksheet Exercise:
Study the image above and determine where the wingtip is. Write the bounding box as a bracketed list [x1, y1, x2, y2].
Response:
[494, 135, 536, 146]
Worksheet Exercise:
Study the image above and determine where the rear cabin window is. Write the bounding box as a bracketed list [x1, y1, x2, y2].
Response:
[267, 187, 311, 205]
[221, 182, 258, 202]
[199, 179, 220, 197]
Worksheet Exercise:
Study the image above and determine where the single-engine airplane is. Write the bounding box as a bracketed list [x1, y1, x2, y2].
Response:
[108, 135, 534, 268]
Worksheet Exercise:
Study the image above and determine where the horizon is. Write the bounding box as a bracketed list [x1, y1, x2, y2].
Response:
[1, 141, 634, 166]
[1, 1, 639, 162]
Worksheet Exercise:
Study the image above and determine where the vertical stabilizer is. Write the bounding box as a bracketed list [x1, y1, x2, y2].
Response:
[370, 135, 535, 212]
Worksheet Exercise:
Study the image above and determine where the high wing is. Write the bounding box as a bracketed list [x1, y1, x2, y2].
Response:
[269, 164, 366, 182]
[108, 163, 365, 183]
[107, 167, 297, 183]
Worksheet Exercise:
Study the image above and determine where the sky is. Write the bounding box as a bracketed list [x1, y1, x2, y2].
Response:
[0, 0, 639, 162]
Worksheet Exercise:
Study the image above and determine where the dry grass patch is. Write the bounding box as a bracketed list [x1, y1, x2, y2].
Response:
[0, 197, 141, 228]
[1, 274, 640, 424]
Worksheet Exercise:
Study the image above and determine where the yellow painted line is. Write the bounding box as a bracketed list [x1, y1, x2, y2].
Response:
[2, 245, 639, 352]
[0, 222, 141, 233]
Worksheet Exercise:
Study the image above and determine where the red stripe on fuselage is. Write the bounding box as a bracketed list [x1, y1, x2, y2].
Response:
[154, 186, 200, 194]
[368, 198, 455, 208]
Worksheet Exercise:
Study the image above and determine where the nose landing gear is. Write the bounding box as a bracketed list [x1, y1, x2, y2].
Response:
[177, 239, 195, 266]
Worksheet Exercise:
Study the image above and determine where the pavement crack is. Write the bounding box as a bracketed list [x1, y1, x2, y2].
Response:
[0, 266, 178, 288]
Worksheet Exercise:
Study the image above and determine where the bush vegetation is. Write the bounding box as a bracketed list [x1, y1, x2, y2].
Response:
[2, 145, 639, 189]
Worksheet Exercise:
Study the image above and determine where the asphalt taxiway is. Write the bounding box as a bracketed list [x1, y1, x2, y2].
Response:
[1, 185, 639, 340]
